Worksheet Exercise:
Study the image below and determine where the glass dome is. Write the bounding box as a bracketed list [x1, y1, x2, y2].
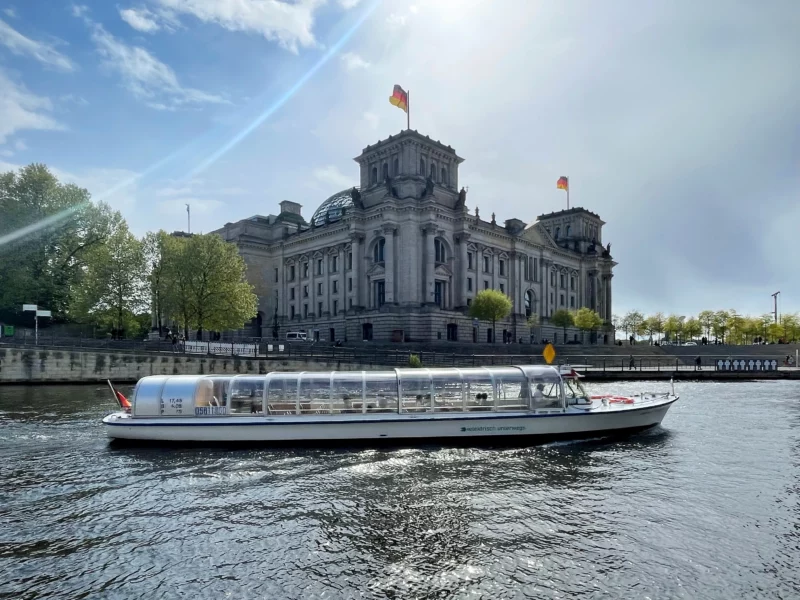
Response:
[311, 188, 358, 227]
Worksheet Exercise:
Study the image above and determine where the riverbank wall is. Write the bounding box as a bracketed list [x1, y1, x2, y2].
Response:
[1, 347, 798, 384]
[0, 348, 385, 384]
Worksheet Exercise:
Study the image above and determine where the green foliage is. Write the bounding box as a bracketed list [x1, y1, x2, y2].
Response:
[408, 353, 422, 368]
[683, 317, 702, 341]
[550, 308, 574, 339]
[573, 307, 603, 332]
[161, 233, 259, 336]
[468, 289, 512, 342]
[622, 310, 645, 338]
[0, 164, 119, 322]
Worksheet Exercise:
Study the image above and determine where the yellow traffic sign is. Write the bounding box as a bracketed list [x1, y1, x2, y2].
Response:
[543, 343, 556, 365]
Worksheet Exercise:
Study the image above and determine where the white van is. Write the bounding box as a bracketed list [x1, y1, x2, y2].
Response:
[286, 331, 307, 342]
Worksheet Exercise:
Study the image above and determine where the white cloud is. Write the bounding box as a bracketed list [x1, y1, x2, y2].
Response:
[90, 23, 227, 109]
[0, 18, 76, 71]
[156, 186, 192, 197]
[363, 111, 378, 130]
[0, 69, 64, 144]
[0, 149, 13, 158]
[313, 165, 355, 190]
[14, 139, 27, 151]
[386, 13, 407, 28]
[409, 5, 418, 14]
[3, 7, 16, 18]
[119, 7, 161, 33]
[59, 93, 89, 106]
[71, 4, 89, 19]
[341, 51, 369, 71]
[154, 0, 322, 53]
[338, 0, 362, 8]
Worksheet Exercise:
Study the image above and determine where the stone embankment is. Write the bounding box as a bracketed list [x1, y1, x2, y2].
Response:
[0, 347, 383, 384]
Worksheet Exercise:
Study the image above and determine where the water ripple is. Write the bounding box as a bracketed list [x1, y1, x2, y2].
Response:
[0, 381, 798, 599]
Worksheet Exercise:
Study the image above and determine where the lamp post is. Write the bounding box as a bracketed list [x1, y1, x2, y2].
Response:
[772, 291, 780, 323]
[23, 304, 51, 345]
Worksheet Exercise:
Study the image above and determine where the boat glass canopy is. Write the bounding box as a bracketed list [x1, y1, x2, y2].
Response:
[128, 366, 564, 417]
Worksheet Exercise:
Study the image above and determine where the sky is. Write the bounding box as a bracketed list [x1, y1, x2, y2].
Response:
[1, 0, 799, 318]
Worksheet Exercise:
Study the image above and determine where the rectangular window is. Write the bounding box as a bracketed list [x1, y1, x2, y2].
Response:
[483, 256, 490, 273]
[317, 282, 323, 295]
[317, 259, 323, 275]
[533, 258, 537, 281]
[290, 288, 295, 300]
[348, 278, 352, 292]
[467, 277, 473, 291]
[434, 281, 443, 307]
[349, 298, 353, 309]
[551, 272, 555, 286]
[303, 285, 309, 298]
[290, 265, 295, 281]
[333, 300, 338, 314]
[375, 281, 385, 307]
[484, 280, 489, 290]
[333, 280, 338, 294]
[560, 274, 565, 288]
[570, 276, 575, 291]
[560, 294, 565, 306]
[318, 302, 322, 315]
[290, 305, 295, 319]
[570, 296, 575, 308]
[274, 268, 278, 283]
[332, 256, 338, 273]
[500, 283, 505, 294]
[499, 260, 505, 276]
[303, 304, 308, 317]
[468, 252, 473, 269]
[303, 263, 308, 279]
[348, 252, 352, 269]
[523, 259, 528, 280]
[467, 298, 472, 307]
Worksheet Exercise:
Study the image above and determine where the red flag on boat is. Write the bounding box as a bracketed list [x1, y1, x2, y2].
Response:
[108, 380, 131, 411]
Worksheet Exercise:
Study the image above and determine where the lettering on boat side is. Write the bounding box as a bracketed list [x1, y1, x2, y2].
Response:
[460, 425, 526, 433]
[160, 397, 184, 415]
[195, 406, 229, 416]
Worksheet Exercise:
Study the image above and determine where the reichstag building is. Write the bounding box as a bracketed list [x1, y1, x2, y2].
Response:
[214, 129, 616, 344]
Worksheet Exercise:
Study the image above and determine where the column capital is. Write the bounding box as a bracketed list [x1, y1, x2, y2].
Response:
[381, 224, 397, 235]
[455, 232, 471, 243]
[421, 223, 437, 234]
[349, 232, 365, 242]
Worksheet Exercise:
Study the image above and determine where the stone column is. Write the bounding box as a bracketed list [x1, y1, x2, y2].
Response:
[422, 224, 436, 304]
[491, 251, 498, 290]
[457, 233, 470, 307]
[349, 233, 362, 309]
[384, 225, 396, 304]
[606, 274, 613, 321]
[338, 245, 346, 316]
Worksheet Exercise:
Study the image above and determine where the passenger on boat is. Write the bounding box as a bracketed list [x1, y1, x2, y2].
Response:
[532, 384, 545, 401]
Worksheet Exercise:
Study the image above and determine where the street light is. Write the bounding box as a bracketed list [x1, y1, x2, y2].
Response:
[23, 304, 51, 345]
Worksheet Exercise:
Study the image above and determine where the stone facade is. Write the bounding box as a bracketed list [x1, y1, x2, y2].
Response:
[213, 130, 616, 344]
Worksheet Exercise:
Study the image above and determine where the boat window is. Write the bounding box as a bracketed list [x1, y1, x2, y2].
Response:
[494, 368, 529, 411]
[332, 372, 363, 413]
[229, 376, 265, 415]
[564, 379, 588, 403]
[429, 368, 463, 412]
[364, 372, 398, 413]
[530, 377, 562, 411]
[397, 369, 432, 413]
[205, 376, 232, 407]
[460, 368, 495, 411]
[267, 374, 300, 414]
[298, 373, 332, 415]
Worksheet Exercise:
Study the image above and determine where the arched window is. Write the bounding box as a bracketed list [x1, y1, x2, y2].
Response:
[441, 167, 448, 186]
[393, 158, 399, 176]
[555, 227, 560, 239]
[382, 163, 389, 180]
[429, 163, 436, 180]
[420, 158, 425, 174]
[374, 238, 385, 263]
[371, 167, 377, 184]
[525, 290, 534, 318]
[434, 239, 446, 263]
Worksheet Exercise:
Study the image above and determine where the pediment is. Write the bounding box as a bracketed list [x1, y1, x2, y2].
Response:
[435, 263, 453, 277]
[521, 223, 556, 248]
[367, 262, 385, 277]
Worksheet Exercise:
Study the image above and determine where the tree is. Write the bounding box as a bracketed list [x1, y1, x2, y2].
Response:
[143, 230, 172, 335]
[161, 233, 258, 338]
[0, 164, 119, 322]
[623, 310, 645, 342]
[683, 317, 702, 342]
[712, 310, 730, 343]
[645, 312, 665, 343]
[71, 222, 148, 337]
[573, 307, 603, 343]
[468, 289, 512, 343]
[663, 314, 681, 342]
[550, 309, 574, 342]
[782, 314, 799, 342]
[697, 310, 715, 340]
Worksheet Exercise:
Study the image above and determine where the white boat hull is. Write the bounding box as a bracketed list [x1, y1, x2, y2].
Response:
[103, 399, 676, 444]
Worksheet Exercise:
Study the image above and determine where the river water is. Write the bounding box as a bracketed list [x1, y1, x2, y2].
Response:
[0, 381, 798, 599]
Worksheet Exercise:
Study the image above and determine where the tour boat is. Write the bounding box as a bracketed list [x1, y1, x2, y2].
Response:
[102, 365, 678, 444]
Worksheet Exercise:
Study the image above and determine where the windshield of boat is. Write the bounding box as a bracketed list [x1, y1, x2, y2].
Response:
[564, 378, 588, 400]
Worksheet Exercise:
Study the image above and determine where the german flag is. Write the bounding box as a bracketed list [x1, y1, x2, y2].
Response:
[389, 85, 408, 112]
[557, 176, 569, 190]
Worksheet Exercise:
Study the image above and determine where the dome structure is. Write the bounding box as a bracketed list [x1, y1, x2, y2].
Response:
[311, 188, 357, 226]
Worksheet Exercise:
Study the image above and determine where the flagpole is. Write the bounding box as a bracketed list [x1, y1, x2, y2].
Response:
[407, 89, 410, 130]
